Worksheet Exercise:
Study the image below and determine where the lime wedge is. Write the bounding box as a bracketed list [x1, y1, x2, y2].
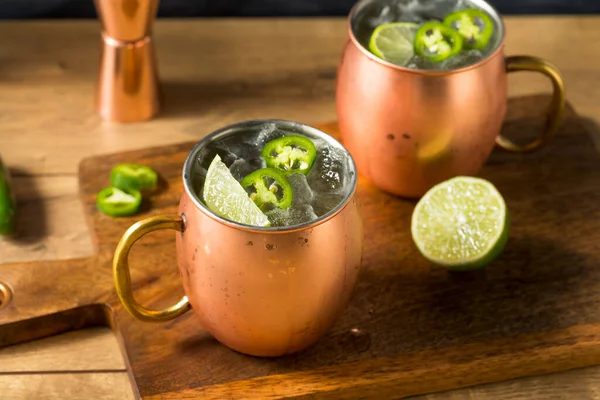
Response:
[369, 22, 419, 66]
[203, 154, 270, 227]
[411, 176, 509, 271]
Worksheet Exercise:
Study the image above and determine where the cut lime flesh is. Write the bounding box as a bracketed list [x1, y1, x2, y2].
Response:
[368, 22, 419, 66]
[411, 176, 509, 271]
[203, 154, 270, 227]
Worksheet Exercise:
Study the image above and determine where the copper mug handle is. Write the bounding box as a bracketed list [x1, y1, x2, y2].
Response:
[496, 55, 566, 152]
[113, 215, 191, 322]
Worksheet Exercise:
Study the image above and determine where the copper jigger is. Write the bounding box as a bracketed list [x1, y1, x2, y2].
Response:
[94, 0, 161, 123]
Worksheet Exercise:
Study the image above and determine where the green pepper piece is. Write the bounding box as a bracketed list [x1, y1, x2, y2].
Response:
[240, 168, 293, 211]
[414, 21, 463, 62]
[110, 163, 158, 191]
[443, 8, 494, 50]
[0, 157, 16, 236]
[96, 186, 142, 217]
[261, 135, 317, 175]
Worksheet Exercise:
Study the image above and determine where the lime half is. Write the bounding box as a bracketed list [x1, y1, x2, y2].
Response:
[369, 22, 419, 66]
[203, 154, 270, 227]
[411, 176, 509, 271]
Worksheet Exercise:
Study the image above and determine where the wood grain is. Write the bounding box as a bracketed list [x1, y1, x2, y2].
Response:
[1, 17, 599, 264]
[411, 367, 600, 400]
[0, 16, 600, 400]
[0, 373, 135, 400]
[0, 328, 126, 372]
[2, 95, 600, 399]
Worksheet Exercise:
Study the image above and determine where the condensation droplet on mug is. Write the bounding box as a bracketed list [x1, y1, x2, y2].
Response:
[268, 273, 273, 279]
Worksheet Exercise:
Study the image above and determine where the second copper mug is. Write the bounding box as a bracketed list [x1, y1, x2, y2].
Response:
[113, 120, 364, 357]
[336, 0, 566, 198]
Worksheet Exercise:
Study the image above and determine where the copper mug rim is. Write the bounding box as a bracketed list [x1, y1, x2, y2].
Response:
[346, 0, 507, 76]
[182, 119, 359, 235]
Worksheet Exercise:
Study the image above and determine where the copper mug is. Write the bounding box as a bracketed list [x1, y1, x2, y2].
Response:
[336, 0, 566, 198]
[113, 120, 364, 357]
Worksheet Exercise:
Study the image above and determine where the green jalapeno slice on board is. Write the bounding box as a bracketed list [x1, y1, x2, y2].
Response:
[110, 163, 158, 191]
[97, 186, 142, 217]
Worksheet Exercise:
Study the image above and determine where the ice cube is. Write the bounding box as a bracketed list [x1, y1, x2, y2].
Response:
[265, 208, 287, 227]
[406, 55, 438, 70]
[254, 123, 286, 148]
[288, 204, 318, 225]
[366, 4, 398, 29]
[228, 157, 265, 181]
[451, 0, 469, 12]
[441, 49, 484, 70]
[312, 193, 345, 217]
[235, 141, 262, 161]
[197, 140, 238, 169]
[265, 204, 318, 227]
[395, 0, 439, 22]
[307, 144, 348, 195]
[287, 173, 313, 207]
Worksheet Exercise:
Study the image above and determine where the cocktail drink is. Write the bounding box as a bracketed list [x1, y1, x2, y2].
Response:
[359, 0, 500, 70]
[195, 121, 356, 228]
[336, 0, 564, 198]
[112, 120, 364, 357]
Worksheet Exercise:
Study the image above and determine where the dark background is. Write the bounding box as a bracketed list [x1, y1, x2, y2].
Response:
[0, 0, 599, 19]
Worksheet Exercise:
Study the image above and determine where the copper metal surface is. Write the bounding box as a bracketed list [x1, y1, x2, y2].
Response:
[94, 0, 160, 122]
[113, 120, 364, 357]
[335, 0, 565, 198]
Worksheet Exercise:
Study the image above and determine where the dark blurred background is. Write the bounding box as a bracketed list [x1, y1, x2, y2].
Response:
[0, 0, 598, 19]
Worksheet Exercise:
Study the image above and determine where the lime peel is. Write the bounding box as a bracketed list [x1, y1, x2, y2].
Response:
[203, 154, 270, 227]
[411, 176, 509, 271]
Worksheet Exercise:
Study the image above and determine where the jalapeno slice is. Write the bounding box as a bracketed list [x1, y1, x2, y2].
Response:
[96, 186, 142, 217]
[414, 21, 463, 62]
[0, 157, 16, 236]
[110, 163, 158, 191]
[240, 168, 293, 211]
[261, 135, 317, 175]
[443, 8, 494, 50]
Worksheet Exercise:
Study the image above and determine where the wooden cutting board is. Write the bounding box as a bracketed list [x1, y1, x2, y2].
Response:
[1, 95, 600, 399]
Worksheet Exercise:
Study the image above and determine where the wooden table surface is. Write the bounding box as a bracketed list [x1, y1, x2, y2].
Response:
[0, 16, 599, 399]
